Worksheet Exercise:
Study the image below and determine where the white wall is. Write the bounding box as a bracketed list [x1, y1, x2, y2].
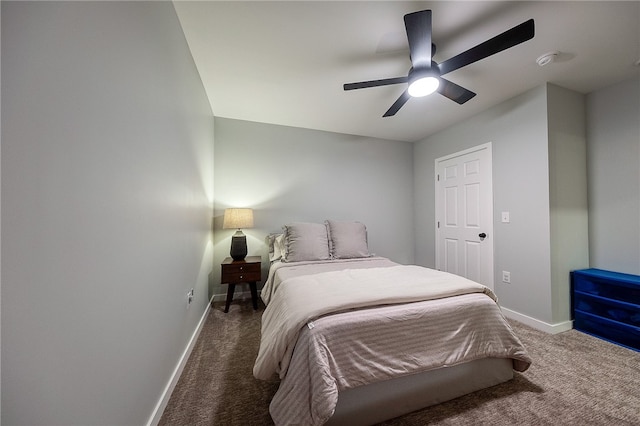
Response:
[1, 2, 213, 425]
[212, 117, 414, 298]
[415, 85, 557, 327]
[586, 76, 640, 275]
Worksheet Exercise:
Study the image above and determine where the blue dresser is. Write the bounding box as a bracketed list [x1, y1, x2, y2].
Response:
[571, 268, 640, 352]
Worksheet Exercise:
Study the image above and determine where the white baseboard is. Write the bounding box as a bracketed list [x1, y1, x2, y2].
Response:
[211, 288, 261, 304]
[501, 307, 573, 334]
[146, 297, 213, 426]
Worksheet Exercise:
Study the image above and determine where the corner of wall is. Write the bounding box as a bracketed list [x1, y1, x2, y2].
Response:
[546, 84, 589, 324]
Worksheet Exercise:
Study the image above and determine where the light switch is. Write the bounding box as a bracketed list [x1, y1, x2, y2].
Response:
[501, 212, 510, 223]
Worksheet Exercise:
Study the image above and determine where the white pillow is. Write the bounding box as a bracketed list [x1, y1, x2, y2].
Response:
[266, 233, 285, 262]
[282, 222, 330, 262]
[326, 220, 370, 259]
[275, 234, 285, 260]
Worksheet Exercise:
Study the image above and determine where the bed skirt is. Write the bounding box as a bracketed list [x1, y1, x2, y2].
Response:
[326, 357, 514, 426]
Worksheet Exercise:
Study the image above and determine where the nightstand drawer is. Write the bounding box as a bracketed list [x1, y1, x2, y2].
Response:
[221, 259, 261, 284]
[222, 262, 260, 275]
[223, 271, 261, 283]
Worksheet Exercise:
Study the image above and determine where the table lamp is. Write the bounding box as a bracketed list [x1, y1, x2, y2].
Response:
[222, 208, 254, 260]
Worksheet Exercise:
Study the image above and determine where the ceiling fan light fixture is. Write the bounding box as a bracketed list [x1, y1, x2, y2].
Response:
[408, 69, 440, 97]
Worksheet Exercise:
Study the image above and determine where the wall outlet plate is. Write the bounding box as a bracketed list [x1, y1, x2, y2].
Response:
[187, 288, 194, 308]
[502, 271, 511, 283]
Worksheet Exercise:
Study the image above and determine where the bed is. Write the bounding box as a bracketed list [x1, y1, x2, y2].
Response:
[254, 221, 531, 426]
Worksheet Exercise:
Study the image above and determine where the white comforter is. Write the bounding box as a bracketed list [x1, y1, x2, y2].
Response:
[260, 256, 398, 305]
[254, 264, 500, 380]
[254, 261, 532, 425]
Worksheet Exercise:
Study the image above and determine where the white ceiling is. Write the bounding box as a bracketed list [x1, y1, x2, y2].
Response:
[174, 1, 640, 142]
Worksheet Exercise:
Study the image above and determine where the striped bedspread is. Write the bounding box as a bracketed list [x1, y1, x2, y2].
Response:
[254, 261, 532, 425]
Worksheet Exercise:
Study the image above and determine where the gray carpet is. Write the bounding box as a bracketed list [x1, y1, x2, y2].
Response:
[159, 301, 640, 425]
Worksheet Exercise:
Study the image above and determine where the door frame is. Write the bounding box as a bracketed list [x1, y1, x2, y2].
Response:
[435, 142, 494, 288]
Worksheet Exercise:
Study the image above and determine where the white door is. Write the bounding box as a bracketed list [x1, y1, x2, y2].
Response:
[435, 143, 494, 289]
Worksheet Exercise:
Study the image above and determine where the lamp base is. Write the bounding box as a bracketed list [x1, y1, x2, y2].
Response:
[230, 232, 248, 261]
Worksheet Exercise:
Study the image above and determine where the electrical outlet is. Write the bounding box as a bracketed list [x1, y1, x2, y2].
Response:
[187, 288, 194, 308]
[502, 271, 511, 284]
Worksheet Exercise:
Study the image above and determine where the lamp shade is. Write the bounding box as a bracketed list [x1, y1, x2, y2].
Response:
[223, 208, 254, 229]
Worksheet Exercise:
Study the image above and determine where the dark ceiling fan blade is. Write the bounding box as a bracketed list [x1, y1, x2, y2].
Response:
[343, 76, 408, 91]
[404, 10, 433, 69]
[383, 90, 411, 117]
[437, 78, 476, 104]
[438, 19, 535, 76]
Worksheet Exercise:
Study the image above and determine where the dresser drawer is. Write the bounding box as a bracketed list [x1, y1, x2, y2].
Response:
[574, 310, 640, 351]
[573, 272, 640, 305]
[574, 291, 640, 327]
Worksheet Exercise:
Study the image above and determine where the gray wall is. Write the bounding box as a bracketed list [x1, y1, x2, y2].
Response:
[586, 76, 640, 275]
[547, 84, 589, 324]
[414, 84, 581, 328]
[1, 0, 636, 422]
[1, 2, 213, 425]
[212, 117, 414, 298]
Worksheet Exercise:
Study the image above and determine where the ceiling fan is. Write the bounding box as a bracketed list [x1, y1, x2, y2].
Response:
[343, 10, 535, 117]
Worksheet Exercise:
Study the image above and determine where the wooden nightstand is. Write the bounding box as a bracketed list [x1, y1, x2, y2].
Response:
[221, 256, 261, 313]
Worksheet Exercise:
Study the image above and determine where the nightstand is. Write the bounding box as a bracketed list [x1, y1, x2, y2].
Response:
[221, 256, 261, 313]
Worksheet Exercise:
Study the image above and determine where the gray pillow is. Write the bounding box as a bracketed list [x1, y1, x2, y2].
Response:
[326, 220, 370, 259]
[282, 222, 330, 262]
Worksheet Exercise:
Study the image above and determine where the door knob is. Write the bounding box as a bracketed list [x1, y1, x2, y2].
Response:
[479, 233, 487, 239]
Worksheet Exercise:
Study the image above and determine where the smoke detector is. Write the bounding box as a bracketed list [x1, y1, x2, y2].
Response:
[536, 51, 559, 66]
